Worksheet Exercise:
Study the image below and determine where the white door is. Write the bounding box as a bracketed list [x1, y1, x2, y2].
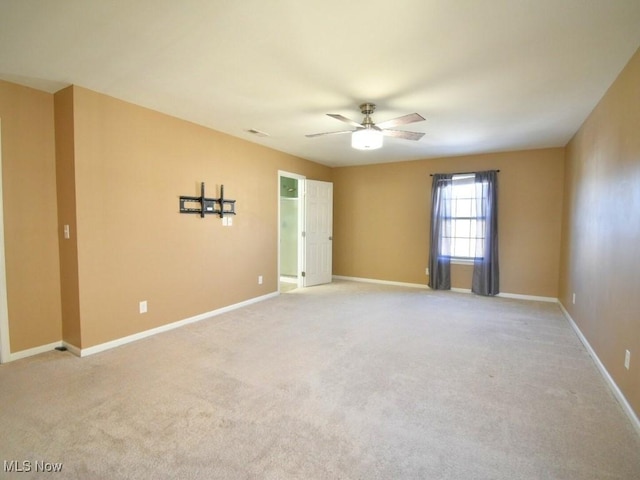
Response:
[303, 180, 333, 287]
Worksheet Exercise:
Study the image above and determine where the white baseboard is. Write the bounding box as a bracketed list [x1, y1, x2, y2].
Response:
[5, 292, 279, 362]
[333, 275, 428, 290]
[77, 291, 279, 357]
[450, 287, 472, 294]
[497, 292, 558, 303]
[452, 287, 558, 303]
[61, 342, 81, 357]
[335, 275, 557, 303]
[558, 302, 640, 437]
[9, 341, 63, 362]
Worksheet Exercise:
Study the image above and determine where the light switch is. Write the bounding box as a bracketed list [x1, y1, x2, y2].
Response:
[63, 225, 70, 239]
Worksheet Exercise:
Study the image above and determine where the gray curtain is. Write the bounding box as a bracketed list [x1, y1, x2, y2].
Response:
[428, 174, 453, 290]
[472, 170, 499, 296]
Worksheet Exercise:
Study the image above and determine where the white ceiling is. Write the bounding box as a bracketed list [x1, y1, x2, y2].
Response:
[1, 0, 639, 167]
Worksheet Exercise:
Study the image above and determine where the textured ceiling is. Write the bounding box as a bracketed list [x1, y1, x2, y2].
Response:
[1, 0, 639, 167]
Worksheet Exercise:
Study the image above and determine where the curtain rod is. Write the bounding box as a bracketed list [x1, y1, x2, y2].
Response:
[429, 170, 500, 177]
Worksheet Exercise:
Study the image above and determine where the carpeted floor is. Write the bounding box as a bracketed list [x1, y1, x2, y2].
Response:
[1, 280, 639, 479]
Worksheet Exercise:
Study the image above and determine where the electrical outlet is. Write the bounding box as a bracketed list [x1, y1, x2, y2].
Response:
[63, 224, 70, 239]
[625, 350, 631, 370]
[258, 275, 263, 285]
[139, 301, 147, 314]
[572, 293, 576, 305]
[425, 267, 429, 275]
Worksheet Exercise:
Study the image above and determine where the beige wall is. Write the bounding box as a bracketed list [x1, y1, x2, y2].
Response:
[333, 148, 565, 297]
[0, 80, 62, 352]
[559, 48, 640, 416]
[54, 86, 82, 348]
[59, 86, 330, 348]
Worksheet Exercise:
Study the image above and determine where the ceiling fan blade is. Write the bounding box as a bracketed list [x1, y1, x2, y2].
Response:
[327, 114, 364, 128]
[382, 129, 425, 141]
[305, 129, 353, 138]
[376, 113, 425, 129]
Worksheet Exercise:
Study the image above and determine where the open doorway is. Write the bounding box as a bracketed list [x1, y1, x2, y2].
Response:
[278, 171, 304, 293]
[278, 172, 333, 293]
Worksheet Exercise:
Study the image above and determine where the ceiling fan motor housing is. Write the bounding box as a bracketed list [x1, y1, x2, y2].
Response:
[360, 103, 377, 128]
[359, 103, 376, 115]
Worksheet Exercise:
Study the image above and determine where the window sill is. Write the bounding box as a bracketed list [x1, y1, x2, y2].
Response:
[451, 258, 475, 266]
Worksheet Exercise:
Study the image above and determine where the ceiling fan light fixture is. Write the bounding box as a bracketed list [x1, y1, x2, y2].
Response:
[351, 128, 383, 150]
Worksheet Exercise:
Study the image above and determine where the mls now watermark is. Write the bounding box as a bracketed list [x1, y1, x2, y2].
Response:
[4, 460, 64, 473]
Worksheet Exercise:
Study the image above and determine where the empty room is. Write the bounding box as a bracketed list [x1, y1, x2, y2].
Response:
[0, 1, 639, 478]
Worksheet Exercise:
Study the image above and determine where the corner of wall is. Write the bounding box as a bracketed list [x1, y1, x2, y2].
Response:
[54, 86, 82, 348]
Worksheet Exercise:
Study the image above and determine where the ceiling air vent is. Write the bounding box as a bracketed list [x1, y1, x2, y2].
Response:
[246, 128, 270, 137]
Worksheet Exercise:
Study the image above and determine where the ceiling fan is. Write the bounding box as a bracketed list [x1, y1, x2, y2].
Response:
[306, 103, 425, 150]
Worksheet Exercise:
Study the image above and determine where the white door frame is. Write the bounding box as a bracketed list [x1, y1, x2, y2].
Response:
[277, 170, 305, 291]
[0, 119, 11, 363]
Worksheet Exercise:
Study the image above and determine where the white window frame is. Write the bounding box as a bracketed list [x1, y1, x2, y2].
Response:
[446, 174, 485, 263]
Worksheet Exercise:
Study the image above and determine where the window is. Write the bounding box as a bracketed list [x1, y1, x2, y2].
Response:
[429, 170, 499, 294]
[444, 174, 485, 260]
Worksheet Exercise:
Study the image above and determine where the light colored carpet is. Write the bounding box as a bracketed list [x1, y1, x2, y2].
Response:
[279, 281, 298, 293]
[1, 280, 639, 479]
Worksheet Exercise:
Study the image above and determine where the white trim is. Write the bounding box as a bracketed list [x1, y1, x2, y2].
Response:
[448, 287, 559, 303]
[452, 287, 558, 303]
[334, 275, 558, 303]
[3, 291, 280, 362]
[9, 341, 63, 362]
[333, 275, 428, 290]
[451, 287, 472, 294]
[0, 119, 10, 364]
[77, 291, 279, 357]
[497, 292, 558, 303]
[62, 342, 81, 357]
[558, 302, 640, 437]
[451, 258, 475, 266]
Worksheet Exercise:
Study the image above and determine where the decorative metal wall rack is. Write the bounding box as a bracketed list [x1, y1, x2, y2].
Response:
[179, 182, 236, 218]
